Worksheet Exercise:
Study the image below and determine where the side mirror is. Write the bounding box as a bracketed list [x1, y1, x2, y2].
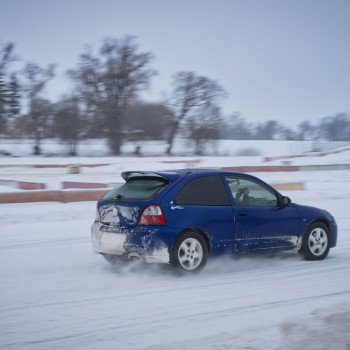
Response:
[280, 196, 291, 208]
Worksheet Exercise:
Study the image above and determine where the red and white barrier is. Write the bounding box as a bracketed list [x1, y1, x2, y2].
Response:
[62, 182, 108, 189]
[264, 146, 350, 162]
[0, 189, 110, 204]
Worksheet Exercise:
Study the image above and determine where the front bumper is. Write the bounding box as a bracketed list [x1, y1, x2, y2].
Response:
[91, 221, 180, 263]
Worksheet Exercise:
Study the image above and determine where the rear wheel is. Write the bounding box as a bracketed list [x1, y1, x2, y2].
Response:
[299, 222, 330, 260]
[171, 231, 208, 272]
[102, 253, 126, 265]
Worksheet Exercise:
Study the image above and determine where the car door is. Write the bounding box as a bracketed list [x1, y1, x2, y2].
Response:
[224, 175, 299, 252]
[161, 175, 236, 254]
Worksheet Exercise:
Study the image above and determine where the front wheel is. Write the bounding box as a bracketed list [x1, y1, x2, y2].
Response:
[299, 222, 331, 260]
[170, 231, 208, 272]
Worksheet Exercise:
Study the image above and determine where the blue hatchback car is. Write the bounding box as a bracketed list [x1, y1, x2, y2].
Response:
[91, 169, 337, 272]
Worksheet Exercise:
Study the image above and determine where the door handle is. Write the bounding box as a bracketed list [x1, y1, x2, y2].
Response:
[239, 212, 248, 217]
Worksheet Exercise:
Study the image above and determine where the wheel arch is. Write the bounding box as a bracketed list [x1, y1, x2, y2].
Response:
[299, 219, 332, 250]
[171, 227, 211, 255]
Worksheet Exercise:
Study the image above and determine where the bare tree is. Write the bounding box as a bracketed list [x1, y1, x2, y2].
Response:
[68, 36, 156, 155]
[53, 96, 81, 156]
[124, 102, 174, 141]
[319, 113, 350, 141]
[297, 121, 316, 140]
[187, 105, 222, 155]
[0, 42, 18, 135]
[222, 113, 253, 140]
[22, 62, 55, 154]
[253, 120, 283, 140]
[7, 73, 21, 120]
[166, 71, 226, 155]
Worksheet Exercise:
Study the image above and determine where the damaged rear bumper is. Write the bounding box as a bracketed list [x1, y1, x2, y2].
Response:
[91, 221, 180, 264]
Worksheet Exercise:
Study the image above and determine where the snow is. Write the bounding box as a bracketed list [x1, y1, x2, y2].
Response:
[0, 138, 349, 159]
[1, 140, 350, 349]
[1, 152, 350, 192]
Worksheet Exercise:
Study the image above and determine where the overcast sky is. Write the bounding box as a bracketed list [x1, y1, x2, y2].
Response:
[1, 0, 350, 127]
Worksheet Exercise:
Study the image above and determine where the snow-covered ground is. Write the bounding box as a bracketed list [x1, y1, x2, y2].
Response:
[1, 138, 349, 157]
[0, 139, 349, 192]
[1, 140, 350, 349]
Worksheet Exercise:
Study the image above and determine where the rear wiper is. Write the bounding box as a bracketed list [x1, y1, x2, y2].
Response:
[114, 194, 125, 200]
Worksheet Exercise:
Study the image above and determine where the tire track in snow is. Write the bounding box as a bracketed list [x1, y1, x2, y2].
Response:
[2, 290, 350, 350]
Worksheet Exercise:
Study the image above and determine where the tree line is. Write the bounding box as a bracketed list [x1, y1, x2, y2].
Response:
[0, 37, 349, 156]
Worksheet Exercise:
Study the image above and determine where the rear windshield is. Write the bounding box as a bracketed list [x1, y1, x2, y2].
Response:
[103, 177, 169, 201]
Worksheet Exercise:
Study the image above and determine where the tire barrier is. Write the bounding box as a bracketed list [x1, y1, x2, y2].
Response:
[17, 181, 46, 190]
[0, 179, 46, 190]
[32, 163, 112, 168]
[0, 189, 110, 204]
[62, 182, 108, 189]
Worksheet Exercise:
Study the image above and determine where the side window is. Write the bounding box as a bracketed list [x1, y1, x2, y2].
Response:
[225, 176, 278, 207]
[175, 176, 230, 206]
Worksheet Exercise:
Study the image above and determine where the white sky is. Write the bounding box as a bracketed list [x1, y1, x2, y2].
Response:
[1, 0, 350, 127]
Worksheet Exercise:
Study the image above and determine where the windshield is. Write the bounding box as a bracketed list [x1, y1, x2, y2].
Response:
[103, 177, 169, 201]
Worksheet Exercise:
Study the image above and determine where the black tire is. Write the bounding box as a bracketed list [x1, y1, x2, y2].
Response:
[299, 222, 331, 261]
[170, 231, 208, 272]
[102, 253, 126, 265]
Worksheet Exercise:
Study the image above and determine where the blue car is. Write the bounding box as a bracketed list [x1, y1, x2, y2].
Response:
[91, 169, 337, 272]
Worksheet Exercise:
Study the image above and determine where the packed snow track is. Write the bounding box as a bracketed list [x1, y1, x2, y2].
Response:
[1, 171, 350, 350]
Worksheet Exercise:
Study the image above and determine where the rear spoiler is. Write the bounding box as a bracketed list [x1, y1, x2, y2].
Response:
[121, 171, 179, 182]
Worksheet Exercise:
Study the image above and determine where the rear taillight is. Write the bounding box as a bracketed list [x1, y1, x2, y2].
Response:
[138, 205, 166, 225]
